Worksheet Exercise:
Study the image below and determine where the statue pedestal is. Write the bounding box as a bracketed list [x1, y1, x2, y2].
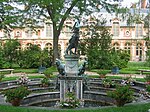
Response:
[59, 76, 83, 101]
[64, 54, 79, 76]
[59, 54, 83, 102]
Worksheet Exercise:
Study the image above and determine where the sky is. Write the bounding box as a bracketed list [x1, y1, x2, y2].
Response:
[121, 0, 139, 7]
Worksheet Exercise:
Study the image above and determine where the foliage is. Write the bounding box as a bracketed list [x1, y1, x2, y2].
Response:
[12, 0, 118, 64]
[107, 85, 134, 107]
[0, 74, 5, 82]
[80, 17, 113, 69]
[17, 44, 52, 68]
[3, 86, 30, 103]
[60, 92, 80, 109]
[145, 74, 150, 82]
[97, 70, 109, 75]
[110, 49, 130, 69]
[2, 39, 21, 68]
[0, 0, 20, 36]
[43, 66, 57, 78]
[146, 85, 150, 93]
[102, 78, 115, 88]
[41, 77, 50, 87]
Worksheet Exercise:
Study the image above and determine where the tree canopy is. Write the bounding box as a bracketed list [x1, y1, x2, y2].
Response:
[11, 0, 119, 64]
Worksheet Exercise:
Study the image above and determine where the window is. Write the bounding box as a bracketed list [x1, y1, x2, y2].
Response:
[135, 24, 143, 37]
[25, 29, 32, 38]
[113, 42, 120, 50]
[15, 31, 21, 37]
[46, 23, 52, 37]
[45, 43, 52, 51]
[136, 43, 142, 61]
[112, 22, 119, 36]
[124, 43, 131, 55]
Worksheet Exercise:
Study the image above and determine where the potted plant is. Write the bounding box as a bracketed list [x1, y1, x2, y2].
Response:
[97, 70, 109, 78]
[107, 85, 134, 107]
[3, 86, 30, 106]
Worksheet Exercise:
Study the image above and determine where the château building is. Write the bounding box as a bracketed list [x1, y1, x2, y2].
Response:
[0, 0, 149, 61]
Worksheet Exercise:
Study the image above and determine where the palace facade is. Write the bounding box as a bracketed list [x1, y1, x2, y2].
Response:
[0, 1, 149, 61]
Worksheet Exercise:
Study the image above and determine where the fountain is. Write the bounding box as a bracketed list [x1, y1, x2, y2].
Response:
[56, 18, 85, 107]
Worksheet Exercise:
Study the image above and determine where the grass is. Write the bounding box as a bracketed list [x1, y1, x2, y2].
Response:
[14, 69, 38, 74]
[120, 62, 150, 74]
[0, 103, 150, 112]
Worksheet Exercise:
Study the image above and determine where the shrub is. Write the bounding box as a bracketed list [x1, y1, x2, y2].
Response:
[41, 77, 50, 87]
[97, 70, 109, 78]
[0, 74, 5, 82]
[43, 66, 57, 78]
[146, 85, 150, 92]
[107, 85, 134, 107]
[102, 78, 115, 88]
[145, 74, 150, 82]
[3, 86, 30, 106]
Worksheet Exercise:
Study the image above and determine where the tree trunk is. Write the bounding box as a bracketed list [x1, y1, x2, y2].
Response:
[52, 24, 59, 65]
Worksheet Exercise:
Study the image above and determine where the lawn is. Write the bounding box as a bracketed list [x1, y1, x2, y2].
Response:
[0, 103, 150, 112]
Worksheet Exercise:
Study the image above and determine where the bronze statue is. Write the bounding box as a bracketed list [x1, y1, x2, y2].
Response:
[78, 61, 87, 76]
[65, 18, 80, 55]
[55, 59, 65, 76]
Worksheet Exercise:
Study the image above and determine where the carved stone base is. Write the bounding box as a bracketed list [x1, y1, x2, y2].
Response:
[64, 54, 79, 76]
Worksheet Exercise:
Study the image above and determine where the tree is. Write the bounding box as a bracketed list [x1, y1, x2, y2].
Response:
[18, 44, 52, 68]
[80, 17, 112, 69]
[2, 39, 21, 68]
[14, 0, 118, 64]
[0, 0, 21, 37]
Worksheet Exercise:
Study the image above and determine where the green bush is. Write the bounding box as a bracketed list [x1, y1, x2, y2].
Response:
[145, 74, 150, 82]
[107, 85, 134, 107]
[146, 85, 150, 92]
[0, 74, 5, 82]
[3, 86, 30, 103]
[43, 66, 57, 78]
[41, 77, 50, 87]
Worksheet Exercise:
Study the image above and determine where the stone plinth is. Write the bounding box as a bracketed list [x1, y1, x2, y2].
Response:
[59, 76, 83, 101]
[64, 54, 79, 76]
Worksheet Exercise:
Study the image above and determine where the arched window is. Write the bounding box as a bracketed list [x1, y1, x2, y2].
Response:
[124, 42, 131, 55]
[113, 42, 120, 50]
[45, 43, 52, 51]
[136, 43, 142, 61]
